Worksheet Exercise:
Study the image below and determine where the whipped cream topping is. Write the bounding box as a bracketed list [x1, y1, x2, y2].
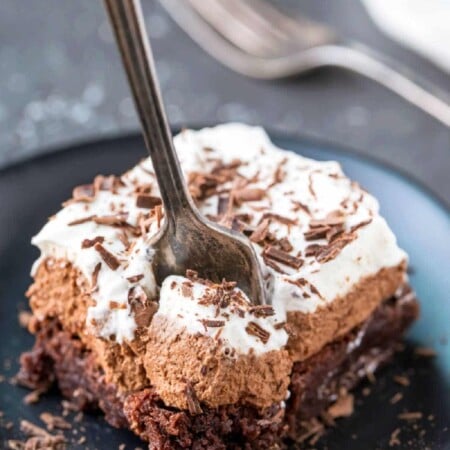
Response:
[32, 123, 407, 348]
[157, 275, 288, 355]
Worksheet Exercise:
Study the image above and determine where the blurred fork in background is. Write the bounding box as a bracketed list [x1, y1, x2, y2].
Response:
[159, 0, 450, 127]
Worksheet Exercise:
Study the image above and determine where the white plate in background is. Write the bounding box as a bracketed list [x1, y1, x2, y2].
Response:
[361, 0, 450, 73]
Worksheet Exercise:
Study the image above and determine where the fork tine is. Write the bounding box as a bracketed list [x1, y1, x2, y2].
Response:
[188, 0, 282, 56]
[215, 0, 293, 48]
[239, 0, 336, 48]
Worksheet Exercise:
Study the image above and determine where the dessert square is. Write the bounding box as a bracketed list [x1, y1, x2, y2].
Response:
[18, 124, 419, 449]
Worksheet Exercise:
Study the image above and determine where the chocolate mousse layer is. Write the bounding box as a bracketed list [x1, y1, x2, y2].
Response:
[18, 285, 418, 449]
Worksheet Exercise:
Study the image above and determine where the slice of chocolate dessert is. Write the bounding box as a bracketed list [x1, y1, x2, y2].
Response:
[18, 124, 419, 449]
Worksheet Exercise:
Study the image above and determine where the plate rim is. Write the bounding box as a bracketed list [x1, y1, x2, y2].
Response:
[1, 126, 449, 214]
[1, 127, 449, 449]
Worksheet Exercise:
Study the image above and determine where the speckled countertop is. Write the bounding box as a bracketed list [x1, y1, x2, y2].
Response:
[0, 0, 448, 205]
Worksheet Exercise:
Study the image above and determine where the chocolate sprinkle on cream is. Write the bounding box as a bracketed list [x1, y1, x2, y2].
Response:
[245, 321, 270, 344]
[309, 211, 346, 228]
[136, 194, 162, 209]
[233, 188, 266, 204]
[94, 174, 123, 192]
[91, 262, 101, 288]
[261, 212, 297, 226]
[72, 184, 95, 202]
[262, 255, 287, 274]
[264, 246, 303, 269]
[350, 218, 373, 233]
[305, 244, 324, 257]
[93, 214, 129, 227]
[315, 234, 355, 263]
[304, 226, 329, 241]
[249, 218, 270, 243]
[181, 281, 193, 298]
[201, 319, 226, 328]
[81, 236, 104, 249]
[94, 243, 120, 270]
[291, 200, 311, 215]
[126, 274, 144, 283]
[68, 215, 97, 226]
[249, 305, 275, 318]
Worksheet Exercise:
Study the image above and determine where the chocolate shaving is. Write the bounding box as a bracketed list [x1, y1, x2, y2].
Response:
[18, 310, 32, 329]
[212, 158, 242, 174]
[278, 237, 293, 252]
[126, 274, 144, 283]
[72, 184, 95, 202]
[118, 231, 130, 249]
[389, 428, 401, 447]
[19, 420, 66, 448]
[308, 173, 317, 198]
[109, 301, 127, 310]
[91, 262, 101, 288]
[326, 225, 344, 242]
[245, 321, 270, 344]
[350, 218, 373, 233]
[261, 212, 297, 226]
[263, 246, 303, 269]
[315, 234, 356, 263]
[134, 182, 153, 194]
[304, 226, 329, 241]
[201, 319, 225, 328]
[136, 194, 162, 209]
[94, 243, 120, 270]
[81, 236, 104, 248]
[249, 219, 270, 243]
[68, 215, 96, 226]
[181, 281, 193, 298]
[286, 278, 323, 299]
[128, 285, 147, 304]
[186, 269, 199, 280]
[327, 394, 354, 418]
[309, 284, 322, 297]
[305, 244, 324, 257]
[390, 393, 403, 404]
[262, 255, 287, 274]
[130, 299, 157, 329]
[309, 211, 346, 228]
[393, 375, 410, 387]
[94, 174, 123, 192]
[40, 412, 71, 431]
[93, 214, 128, 227]
[23, 388, 45, 405]
[291, 200, 311, 215]
[233, 188, 265, 204]
[249, 305, 275, 318]
[185, 382, 202, 415]
[397, 412, 423, 421]
[269, 158, 287, 186]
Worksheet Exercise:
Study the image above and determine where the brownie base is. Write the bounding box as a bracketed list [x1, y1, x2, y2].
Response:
[18, 286, 418, 449]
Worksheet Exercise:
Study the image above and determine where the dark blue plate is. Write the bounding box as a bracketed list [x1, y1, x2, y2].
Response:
[0, 133, 449, 449]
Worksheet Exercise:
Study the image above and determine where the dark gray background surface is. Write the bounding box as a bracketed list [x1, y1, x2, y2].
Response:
[0, 0, 449, 204]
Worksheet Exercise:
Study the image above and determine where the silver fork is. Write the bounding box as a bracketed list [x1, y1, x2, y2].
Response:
[104, 0, 267, 304]
[159, 0, 450, 127]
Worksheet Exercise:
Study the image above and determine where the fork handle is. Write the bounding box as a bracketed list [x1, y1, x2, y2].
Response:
[104, 0, 197, 225]
[316, 43, 450, 127]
